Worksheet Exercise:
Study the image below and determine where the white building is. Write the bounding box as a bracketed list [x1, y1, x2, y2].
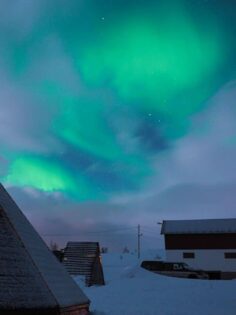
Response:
[161, 218, 236, 278]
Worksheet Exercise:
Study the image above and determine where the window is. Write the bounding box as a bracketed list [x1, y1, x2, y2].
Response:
[183, 252, 195, 259]
[224, 252, 236, 259]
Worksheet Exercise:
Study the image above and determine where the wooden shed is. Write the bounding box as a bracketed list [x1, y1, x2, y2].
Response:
[63, 242, 105, 287]
[0, 184, 90, 315]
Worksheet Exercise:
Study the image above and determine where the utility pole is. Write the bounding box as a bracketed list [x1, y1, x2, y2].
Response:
[138, 224, 142, 259]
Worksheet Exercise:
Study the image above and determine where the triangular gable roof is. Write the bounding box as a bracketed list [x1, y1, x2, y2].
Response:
[0, 184, 89, 313]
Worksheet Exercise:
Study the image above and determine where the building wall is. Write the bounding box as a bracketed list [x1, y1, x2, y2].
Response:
[166, 249, 236, 271]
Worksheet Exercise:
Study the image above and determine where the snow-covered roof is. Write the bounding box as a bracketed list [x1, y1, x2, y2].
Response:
[161, 218, 236, 234]
[0, 184, 89, 312]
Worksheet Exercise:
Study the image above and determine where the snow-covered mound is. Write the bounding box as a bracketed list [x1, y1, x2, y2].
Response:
[74, 251, 236, 315]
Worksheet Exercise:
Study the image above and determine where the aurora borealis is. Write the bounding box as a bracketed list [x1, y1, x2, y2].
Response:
[79, 6, 222, 114]
[1, 0, 236, 247]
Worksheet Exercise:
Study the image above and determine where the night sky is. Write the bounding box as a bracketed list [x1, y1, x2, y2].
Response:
[1, 0, 236, 250]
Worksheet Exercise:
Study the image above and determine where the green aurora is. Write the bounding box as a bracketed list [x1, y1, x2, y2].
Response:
[6, 156, 76, 193]
[79, 9, 223, 117]
[1, 0, 236, 199]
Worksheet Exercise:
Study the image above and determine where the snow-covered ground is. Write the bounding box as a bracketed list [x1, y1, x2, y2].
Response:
[74, 250, 236, 315]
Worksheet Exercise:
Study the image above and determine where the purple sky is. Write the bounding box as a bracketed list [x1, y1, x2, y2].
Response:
[1, 0, 236, 251]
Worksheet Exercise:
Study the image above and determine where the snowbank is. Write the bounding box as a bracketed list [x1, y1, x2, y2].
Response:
[74, 251, 236, 315]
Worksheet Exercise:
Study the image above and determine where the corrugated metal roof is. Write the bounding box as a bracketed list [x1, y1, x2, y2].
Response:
[161, 218, 236, 234]
[0, 184, 89, 311]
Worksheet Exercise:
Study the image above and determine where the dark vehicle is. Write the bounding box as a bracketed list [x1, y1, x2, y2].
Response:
[141, 260, 209, 279]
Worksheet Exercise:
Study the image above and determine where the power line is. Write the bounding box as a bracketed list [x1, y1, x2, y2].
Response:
[143, 230, 160, 234]
[142, 225, 160, 231]
[42, 226, 137, 237]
